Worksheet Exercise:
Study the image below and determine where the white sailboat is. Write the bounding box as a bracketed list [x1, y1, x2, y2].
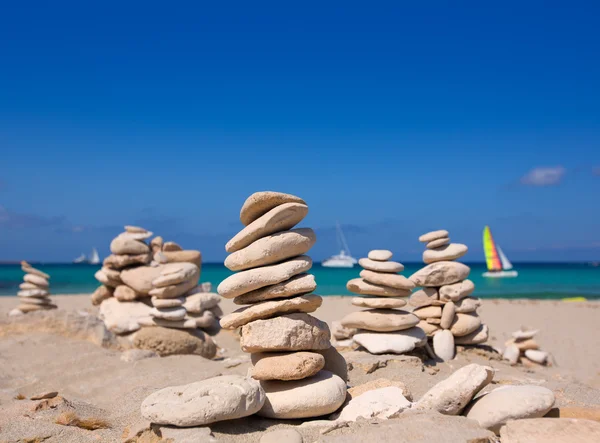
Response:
[73, 253, 86, 264]
[73, 247, 101, 264]
[482, 226, 518, 278]
[322, 222, 358, 268]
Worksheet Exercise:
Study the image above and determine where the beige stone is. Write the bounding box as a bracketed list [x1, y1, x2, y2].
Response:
[217, 256, 312, 299]
[227, 202, 309, 252]
[418, 320, 440, 336]
[240, 313, 331, 353]
[419, 230, 449, 243]
[18, 303, 56, 312]
[162, 241, 182, 251]
[120, 265, 164, 295]
[454, 297, 481, 313]
[348, 378, 412, 402]
[110, 233, 150, 255]
[353, 328, 426, 354]
[188, 309, 218, 329]
[351, 297, 406, 309]
[450, 313, 482, 337]
[183, 291, 221, 313]
[240, 191, 306, 226]
[507, 338, 540, 351]
[152, 297, 184, 308]
[359, 258, 404, 273]
[152, 262, 199, 287]
[233, 273, 316, 305]
[423, 243, 468, 264]
[114, 285, 142, 301]
[19, 282, 39, 290]
[23, 273, 49, 288]
[103, 253, 151, 269]
[150, 236, 163, 254]
[133, 327, 217, 358]
[125, 225, 149, 233]
[439, 279, 475, 301]
[150, 306, 187, 321]
[409, 261, 470, 287]
[454, 324, 489, 345]
[433, 329, 455, 361]
[413, 305, 442, 319]
[160, 250, 202, 268]
[503, 343, 520, 364]
[500, 417, 600, 443]
[426, 237, 450, 249]
[427, 317, 442, 324]
[221, 294, 322, 329]
[317, 346, 349, 382]
[347, 278, 411, 297]
[332, 321, 357, 340]
[341, 309, 419, 332]
[91, 285, 113, 306]
[138, 317, 197, 329]
[250, 351, 325, 381]
[409, 287, 442, 308]
[440, 301, 456, 329]
[360, 270, 416, 290]
[17, 289, 49, 298]
[149, 277, 198, 299]
[21, 262, 50, 279]
[368, 250, 393, 261]
[94, 269, 120, 288]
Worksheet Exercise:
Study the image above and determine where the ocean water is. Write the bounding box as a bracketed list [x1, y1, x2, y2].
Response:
[1, 262, 600, 299]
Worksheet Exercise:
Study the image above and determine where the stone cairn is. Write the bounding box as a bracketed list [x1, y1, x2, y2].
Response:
[12, 261, 57, 315]
[408, 230, 488, 361]
[338, 249, 425, 355]
[93, 226, 221, 357]
[503, 328, 550, 367]
[218, 191, 347, 419]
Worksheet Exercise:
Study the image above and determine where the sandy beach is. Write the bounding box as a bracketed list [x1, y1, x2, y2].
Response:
[1, 294, 599, 442]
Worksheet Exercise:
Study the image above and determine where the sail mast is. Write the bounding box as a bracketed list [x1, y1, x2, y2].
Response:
[337, 221, 352, 256]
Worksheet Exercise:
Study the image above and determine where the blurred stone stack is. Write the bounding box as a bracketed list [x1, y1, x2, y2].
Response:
[409, 230, 488, 361]
[339, 249, 425, 354]
[503, 328, 550, 367]
[218, 191, 347, 419]
[12, 261, 57, 314]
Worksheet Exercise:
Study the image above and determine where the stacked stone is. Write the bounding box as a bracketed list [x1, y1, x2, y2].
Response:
[503, 328, 550, 366]
[339, 250, 424, 355]
[408, 229, 488, 361]
[218, 191, 347, 419]
[14, 261, 56, 314]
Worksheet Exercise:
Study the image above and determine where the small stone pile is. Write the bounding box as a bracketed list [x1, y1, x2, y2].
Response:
[503, 328, 551, 366]
[218, 191, 347, 419]
[94, 226, 221, 358]
[339, 249, 425, 354]
[12, 261, 56, 315]
[408, 230, 488, 361]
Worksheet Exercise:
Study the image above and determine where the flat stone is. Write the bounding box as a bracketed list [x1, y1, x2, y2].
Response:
[432, 329, 455, 361]
[149, 278, 198, 299]
[21, 262, 50, 279]
[114, 285, 142, 301]
[413, 305, 442, 319]
[218, 255, 312, 299]
[334, 387, 410, 421]
[150, 236, 164, 254]
[221, 294, 322, 329]
[103, 253, 151, 269]
[419, 230, 449, 243]
[227, 202, 308, 252]
[509, 338, 540, 351]
[348, 378, 412, 402]
[450, 313, 482, 337]
[454, 324, 489, 344]
[409, 287, 442, 308]
[251, 351, 325, 381]
[240, 313, 331, 352]
[94, 269, 120, 288]
[418, 320, 440, 336]
[331, 321, 357, 339]
[440, 302, 455, 329]
[133, 327, 217, 358]
[353, 327, 426, 354]
[240, 191, 307, 226]
[17, 303, 57, 312]
[152, 262, 199, 287]
[409, 262, 470, 287]
[110, 233, 150, 255]
[359, 258, 404, 273]
[98, 297, 151, 334]
[347, 278, 411, 297]
[225, 228, 316, 271]
[19, 296, 52, 305]
[138, 317, 198, 329]
[416, 364, 494, 415]
[183, 290, 221, 313]
[423, 243, 468, 264]
[317, 347, 349, 382]
[141, 375, 265, 426]
[439, 279, 475, 302]
[188, 310, 218, 329]
[233, 273, 316, 304]
[453, 297, 481, 313]
[341, 309, 419, 332]
[125, 225, 151, 234]
[512, 329, 539, 340]
[162, 241, 182, 251]
[162, 250, 202, 268]
[17, 288, 49, 298]
[368, 250, 393, 261]
[464, 385, 555, 434]
[427, 317, 441, 324]
[258, 370, 346, 419]
[503, 343, 521, 364]
[524, 349, 549, 364]
[119, 265, 164, 295]
[23, 273, 49, 288]
[19, 282, 39, 290]
[150, 306, 187, 320]
[351, 297, 406, 309]
[426, 237, 450, 249]
[152, 297, 184, 308]
[260, 429, 303, 443]
[500, 417, 600, 443]
[91, 285, 113, 306]
[360, 270, 415, 290]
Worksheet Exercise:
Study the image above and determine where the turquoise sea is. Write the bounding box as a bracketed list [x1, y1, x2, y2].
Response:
[1, 263, 600, 299]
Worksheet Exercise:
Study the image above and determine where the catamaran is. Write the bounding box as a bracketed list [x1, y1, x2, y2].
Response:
[73, 247, 101, 265]
[322, 222, 358, 268]
[482, 226, 518, 278]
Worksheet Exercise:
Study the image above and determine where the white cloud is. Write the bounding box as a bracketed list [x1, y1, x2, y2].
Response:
[520, 166, 566, 186]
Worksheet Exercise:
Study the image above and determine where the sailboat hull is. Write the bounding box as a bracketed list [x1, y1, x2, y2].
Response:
[482, 270, 518, 278]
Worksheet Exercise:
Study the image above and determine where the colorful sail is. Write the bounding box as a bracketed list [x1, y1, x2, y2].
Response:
[483, 226, 502, 272]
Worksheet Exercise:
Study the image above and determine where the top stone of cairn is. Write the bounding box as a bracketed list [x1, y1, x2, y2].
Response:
[240, 191, 306, 226]
[418, 230, 449, 243]
[367, 250, 393, 261]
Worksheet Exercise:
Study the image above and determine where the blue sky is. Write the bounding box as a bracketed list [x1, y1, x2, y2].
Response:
[1, 1, 599, 263]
